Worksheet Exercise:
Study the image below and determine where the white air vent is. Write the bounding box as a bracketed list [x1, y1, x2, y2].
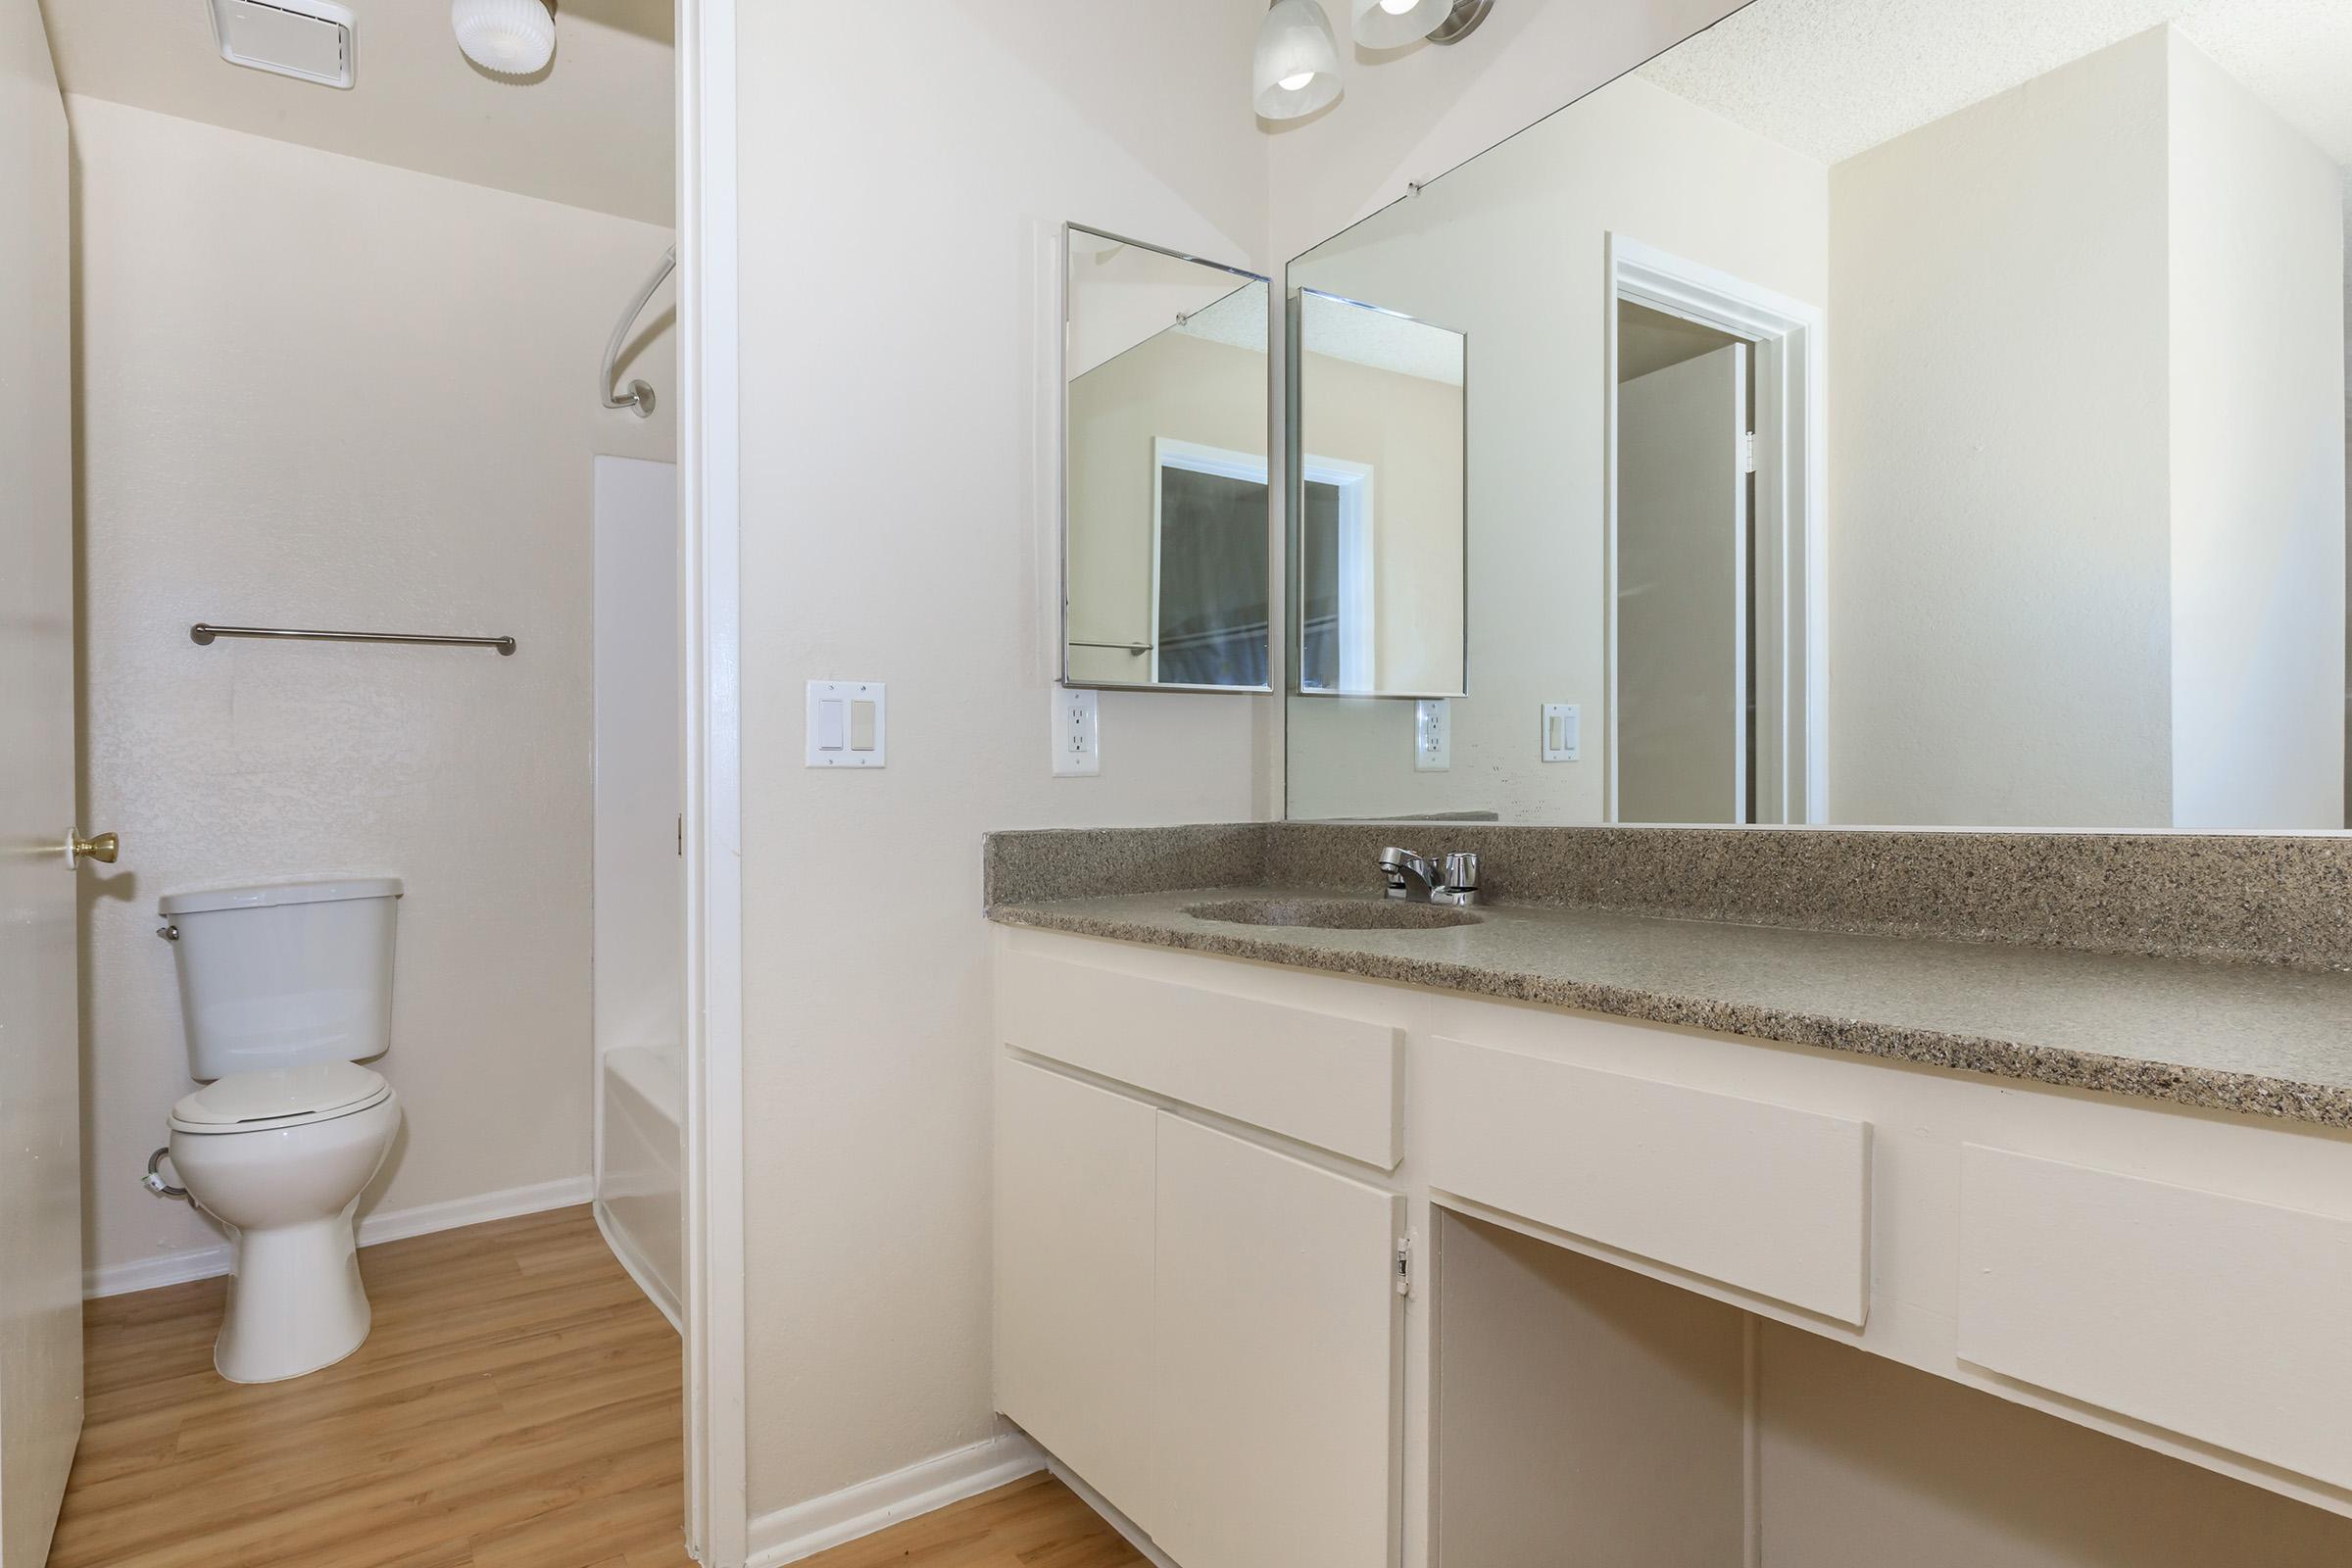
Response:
[207, 0, 356, 90]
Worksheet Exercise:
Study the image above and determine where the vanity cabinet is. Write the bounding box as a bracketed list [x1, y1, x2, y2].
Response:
[995, 1053, 1403, 1568]
[993, 925, 2352, 1567]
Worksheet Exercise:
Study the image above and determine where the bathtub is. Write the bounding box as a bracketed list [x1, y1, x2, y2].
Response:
[596, 1042, 682, 1329]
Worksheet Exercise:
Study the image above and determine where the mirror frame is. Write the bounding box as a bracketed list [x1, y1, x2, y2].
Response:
[1285, 284, 1471, 702]
[1059, 221, 1275, 696]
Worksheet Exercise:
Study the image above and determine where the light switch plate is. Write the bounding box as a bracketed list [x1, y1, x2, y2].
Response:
[1415, 699, 1450, 772]
[1053, 687, 1101, 776]
[807, 680, 886, 766]
[1542, 702, 1580, 762]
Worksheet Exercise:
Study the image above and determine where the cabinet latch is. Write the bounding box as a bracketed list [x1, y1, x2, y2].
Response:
[1395, 1235, 1413, 1298]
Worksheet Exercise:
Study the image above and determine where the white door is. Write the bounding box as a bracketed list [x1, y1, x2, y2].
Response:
[994, 1059, 1158, 1525]
[1152, 1114, 1402, 1568]
[0, 8, 85, 1566]
[1616, 343, 1749, 824]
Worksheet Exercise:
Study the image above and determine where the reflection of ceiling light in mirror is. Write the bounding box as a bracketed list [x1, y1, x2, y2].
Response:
[1352, 0, 1451, 50]
[452, 0, 556, 77]
[1254, 0, 1343, 121]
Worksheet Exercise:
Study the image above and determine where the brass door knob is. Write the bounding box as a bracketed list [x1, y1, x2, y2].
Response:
[68, 830, 119, 866]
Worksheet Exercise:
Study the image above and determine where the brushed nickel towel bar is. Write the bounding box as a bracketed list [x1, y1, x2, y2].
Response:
[189, 623, 517, 656]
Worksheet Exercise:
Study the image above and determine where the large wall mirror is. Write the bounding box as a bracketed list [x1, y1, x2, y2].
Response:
[1287, 0, 2350, 831]
[1063, 225, 1271, 692]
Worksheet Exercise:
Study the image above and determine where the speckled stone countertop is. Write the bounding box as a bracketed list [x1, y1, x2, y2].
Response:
[988, 887, 2352, 1130]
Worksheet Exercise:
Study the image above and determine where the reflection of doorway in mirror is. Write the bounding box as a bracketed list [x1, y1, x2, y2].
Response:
[1606, 234, 1827, 826]
[1294, 456, 1375, 691]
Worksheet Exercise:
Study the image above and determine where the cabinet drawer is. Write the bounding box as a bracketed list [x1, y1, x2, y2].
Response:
[1000, 950, 1402, 1168]
[1957, 1145, 2352, 1492]
[1422, 1036, 1872, 1324]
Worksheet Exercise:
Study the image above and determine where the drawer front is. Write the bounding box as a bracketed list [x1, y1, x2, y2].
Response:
[1000, 950, 1403, 1168]
[1422, 1037, 1872, 1324]
[1957, 1145, 2352, 1492]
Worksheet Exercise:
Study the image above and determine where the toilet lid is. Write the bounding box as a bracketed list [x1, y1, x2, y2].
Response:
[172, 1063, 390, 1129]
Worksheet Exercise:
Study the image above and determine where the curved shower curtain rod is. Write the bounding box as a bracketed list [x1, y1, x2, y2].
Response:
[603, 244, 677, 418]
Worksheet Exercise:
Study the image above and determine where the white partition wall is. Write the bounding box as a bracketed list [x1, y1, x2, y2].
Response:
[594, 455, 685, 1325]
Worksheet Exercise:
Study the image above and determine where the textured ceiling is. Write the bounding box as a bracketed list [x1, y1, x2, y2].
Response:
[1641, 0, 2352, 170]
[1295, 289, 1465, 385]
[37, 0, 672, 224]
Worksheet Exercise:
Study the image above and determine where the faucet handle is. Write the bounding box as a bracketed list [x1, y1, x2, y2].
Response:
[1441, 852, 1480, 891]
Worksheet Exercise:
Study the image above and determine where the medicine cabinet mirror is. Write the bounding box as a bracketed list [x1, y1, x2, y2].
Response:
[1062, 225, 1271, 693]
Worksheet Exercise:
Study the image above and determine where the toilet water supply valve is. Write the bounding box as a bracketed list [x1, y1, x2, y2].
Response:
[144, 1148, 188, 1200]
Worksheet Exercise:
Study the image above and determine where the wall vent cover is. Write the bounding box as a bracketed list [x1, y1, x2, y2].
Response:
[207, 0, 356, 90]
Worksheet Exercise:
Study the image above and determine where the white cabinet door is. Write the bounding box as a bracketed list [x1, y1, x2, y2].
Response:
[1152, 1114, 1402, 1568]
[995, 1059, 1158, 1523]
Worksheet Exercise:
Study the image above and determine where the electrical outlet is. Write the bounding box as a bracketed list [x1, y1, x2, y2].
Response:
[1053, 687, 1101, 776]
[1415, 699, 1450, 772]
[1541, 703, 1580, 762]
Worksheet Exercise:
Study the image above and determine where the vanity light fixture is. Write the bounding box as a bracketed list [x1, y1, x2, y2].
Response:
[1350, 0, 1452, 49]
[1257, 0, 1493, 122]
[1254, 0, 1344, 121]
[451, 0, 557, 77]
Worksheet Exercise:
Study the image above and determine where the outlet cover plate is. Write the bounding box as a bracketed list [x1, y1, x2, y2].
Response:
[1054, 687, 1101, 776]
[1416, 699, 1450, 771]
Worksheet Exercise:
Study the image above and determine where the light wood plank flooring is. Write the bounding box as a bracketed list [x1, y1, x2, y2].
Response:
[796, 1472, 1146, 1568]
[48, 1204, 689, 1568]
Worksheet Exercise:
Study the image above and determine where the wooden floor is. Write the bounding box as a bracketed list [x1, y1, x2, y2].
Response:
[48, 1205, 689, 1568]
[796, 1472, 1146, 1568]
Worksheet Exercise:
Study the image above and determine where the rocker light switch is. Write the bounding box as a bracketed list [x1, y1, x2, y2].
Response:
[1542, 703, 1580, 762]
[807, 681, 886, 766]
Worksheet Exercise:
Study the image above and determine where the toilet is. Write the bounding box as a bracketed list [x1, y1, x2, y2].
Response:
[158, 876, 405, 1384]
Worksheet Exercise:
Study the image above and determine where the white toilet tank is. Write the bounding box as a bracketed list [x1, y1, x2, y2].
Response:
[160, 877, 403, 1081]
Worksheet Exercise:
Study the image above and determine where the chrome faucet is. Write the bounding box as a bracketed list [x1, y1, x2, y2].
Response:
[1377, 846, 1481, 906]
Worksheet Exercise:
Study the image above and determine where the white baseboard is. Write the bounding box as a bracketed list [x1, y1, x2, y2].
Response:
[83, 1173, 595, 1299]
[743, 1429, 1045, 1567]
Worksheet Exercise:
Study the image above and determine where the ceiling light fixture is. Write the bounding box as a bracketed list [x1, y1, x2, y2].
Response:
[1257, 0, 1492, 124]
[1253, 0, 1344, 122]
[451, 0, 557, 77]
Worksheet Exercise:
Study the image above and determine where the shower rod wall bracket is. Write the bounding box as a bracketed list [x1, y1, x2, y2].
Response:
[602, 244, 676, 417]
[190, 623, 517, 656]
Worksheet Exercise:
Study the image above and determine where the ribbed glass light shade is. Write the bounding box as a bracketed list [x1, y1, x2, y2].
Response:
[452, 0, 556, 75]
[1253, 0, 1343, 121]
[1350, 0, 1450, 48]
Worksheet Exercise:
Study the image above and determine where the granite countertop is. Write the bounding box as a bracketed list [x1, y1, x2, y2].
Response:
[988, 887, 2352, 1130]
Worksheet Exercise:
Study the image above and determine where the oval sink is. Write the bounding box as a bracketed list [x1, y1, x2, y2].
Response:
[1184, 897, 1483, 931]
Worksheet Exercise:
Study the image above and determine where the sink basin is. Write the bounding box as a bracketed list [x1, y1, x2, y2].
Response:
[1183, 897, 1483, 931]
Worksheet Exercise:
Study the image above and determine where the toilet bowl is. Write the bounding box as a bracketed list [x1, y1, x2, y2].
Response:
[168, 1062, 402, 1383]
[157, 875, 406, 1385]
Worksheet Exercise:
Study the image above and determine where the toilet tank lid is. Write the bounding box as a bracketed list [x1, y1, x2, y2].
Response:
[159, 876, 404, 915]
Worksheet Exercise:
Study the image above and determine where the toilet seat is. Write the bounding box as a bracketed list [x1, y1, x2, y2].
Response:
[170, 1063, 393, 1136]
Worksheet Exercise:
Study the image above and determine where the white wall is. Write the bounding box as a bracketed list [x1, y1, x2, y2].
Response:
[1830, 26, 2344, 830]
[2165, 31, 2345, 830]
[1829, 29, 2177, 829]
[73, 97, 676, 1289]
[1286, 74, 1829, 822]
[735, 0, 1275, 1521]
